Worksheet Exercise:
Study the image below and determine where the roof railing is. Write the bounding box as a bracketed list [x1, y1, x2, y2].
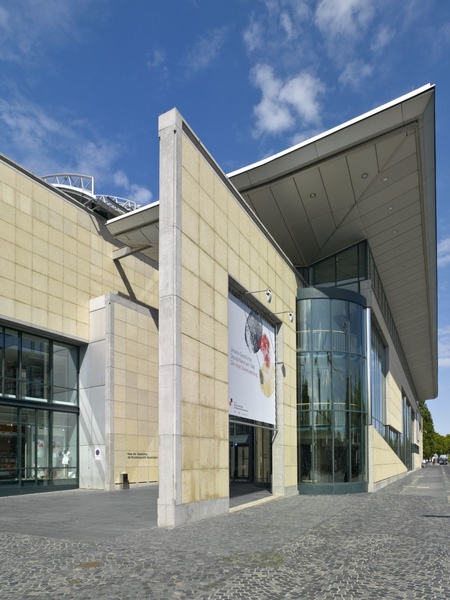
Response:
[42, 174, 95, 194]
[41, 173, 140, 213]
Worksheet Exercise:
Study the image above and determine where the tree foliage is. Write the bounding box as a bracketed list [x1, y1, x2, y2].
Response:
[420, 400, 450, 458]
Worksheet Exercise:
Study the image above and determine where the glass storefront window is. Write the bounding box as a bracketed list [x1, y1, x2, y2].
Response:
[0, 328, 79, 406]
[21, 409, 50, 484]
[53, 343, 78, 405]
[0, 406, 17, 484]
[22, 334, 49, 401]
[52, 412, 78, 483]
[4, 330, 19, 398]
[0, 326, 79, 494]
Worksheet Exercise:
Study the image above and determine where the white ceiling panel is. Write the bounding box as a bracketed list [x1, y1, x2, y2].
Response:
[247, 188, 286, 231]
[375, 131, 408, 170]
[319, 156, 355, 212]
[347, 145, 379, 200]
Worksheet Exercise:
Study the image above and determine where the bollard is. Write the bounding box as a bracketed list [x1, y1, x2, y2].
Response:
[121, 472, 130, 490]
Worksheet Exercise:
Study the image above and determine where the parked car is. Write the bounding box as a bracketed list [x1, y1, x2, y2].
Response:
[438, 455, 448, 465]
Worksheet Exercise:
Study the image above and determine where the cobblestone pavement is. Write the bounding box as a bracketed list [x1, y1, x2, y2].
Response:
[1, 467, 450, 599]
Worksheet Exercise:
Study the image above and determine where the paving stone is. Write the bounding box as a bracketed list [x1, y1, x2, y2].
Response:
[0, 467, 449, 599]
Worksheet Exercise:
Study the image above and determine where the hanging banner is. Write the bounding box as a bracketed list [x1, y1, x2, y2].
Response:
[228, 293, 276, 425]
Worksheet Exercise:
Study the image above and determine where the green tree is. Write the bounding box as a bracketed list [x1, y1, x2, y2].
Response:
[420, 400, 439, 458]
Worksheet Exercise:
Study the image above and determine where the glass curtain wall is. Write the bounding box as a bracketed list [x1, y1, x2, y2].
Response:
[0, 327, 79, 495]
[371, 322, 386, 436]
[297, 288, 367, 493]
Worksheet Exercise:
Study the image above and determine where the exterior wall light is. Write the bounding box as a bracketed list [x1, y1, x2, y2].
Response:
[245, 288, 272, 303]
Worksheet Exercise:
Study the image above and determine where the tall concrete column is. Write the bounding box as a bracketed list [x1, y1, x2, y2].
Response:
[157, 109, 184, 527]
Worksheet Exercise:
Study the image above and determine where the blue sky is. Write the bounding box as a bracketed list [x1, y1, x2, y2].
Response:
[1, 0, 450, 432]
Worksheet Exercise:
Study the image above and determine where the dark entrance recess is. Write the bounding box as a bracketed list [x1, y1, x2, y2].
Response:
[229, 420, 272, 500]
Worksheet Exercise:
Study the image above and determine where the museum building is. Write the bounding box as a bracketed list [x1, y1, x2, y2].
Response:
[0, 85, 437, 528]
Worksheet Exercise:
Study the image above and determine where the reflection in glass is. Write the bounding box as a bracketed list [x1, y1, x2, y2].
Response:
[298, 300, 311, 350]
[22, 334, 49, 400]
[313, 353, 331, 409]
[332, 353, 347, 410]
[4, 330, 19, 397]
[334, 412, 348, 483]
[299, 428, 312, 482]
[332, 300, 348, 352]
[351, 412, 364, 482]
[314, 422, 332, 483]
[21, 409, 50, 483]
[297, 292, 367, 489]
[53, 343, 78, 405]
[52, 412, 78, 482]
[0, 406, 17, 483]
[313, 256, 335, 286]
[349, 303, 364, 355]
[349, 355, 365, 411]
[312, 300, 330, 351]
[298, 353, 311, 411]
[336, 246, 359, 285]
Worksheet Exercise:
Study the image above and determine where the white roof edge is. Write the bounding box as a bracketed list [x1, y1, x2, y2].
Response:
[227, 84, 434, 178]
[106, 200, 160, 225]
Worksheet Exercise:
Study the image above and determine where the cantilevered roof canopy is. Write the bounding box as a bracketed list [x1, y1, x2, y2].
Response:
[105, 85, 437, 401]
[106, 201, 160, 263]
[228, 85, 437, 401]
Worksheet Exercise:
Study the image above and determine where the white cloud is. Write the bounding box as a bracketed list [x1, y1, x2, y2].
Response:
[251, 64, 325, 137]
[0, 0, 93, 63]
[244, 1, 310, 53]
[315, 0, 375, 39]
[243, 16, 264, 53]
[184, 27, 229, 75]
[279, 72, 325, 123]
[280, 12, 295, 41]
[338, 60, 373, 90]
[113, 170, 152, 205]
[438, 324, 450, 368]
[147, 49, 166, 71]
[438, 238, 450, 267]
[0, 95, 152, 203]
[371, 25, 395, 54]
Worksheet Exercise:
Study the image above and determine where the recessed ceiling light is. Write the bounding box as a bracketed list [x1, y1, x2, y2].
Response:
[388, 206, 393, 210]
[383, 177, 388, 182]
[393, 230, 397, 234]
[309, 193, 316, 198]
[361, 172, 368, 179]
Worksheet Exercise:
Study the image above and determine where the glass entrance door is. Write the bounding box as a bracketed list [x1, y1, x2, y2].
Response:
[230, 443, 250, 481]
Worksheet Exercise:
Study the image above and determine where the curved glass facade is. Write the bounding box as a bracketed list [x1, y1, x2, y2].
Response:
[297, 288, 367, 493]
